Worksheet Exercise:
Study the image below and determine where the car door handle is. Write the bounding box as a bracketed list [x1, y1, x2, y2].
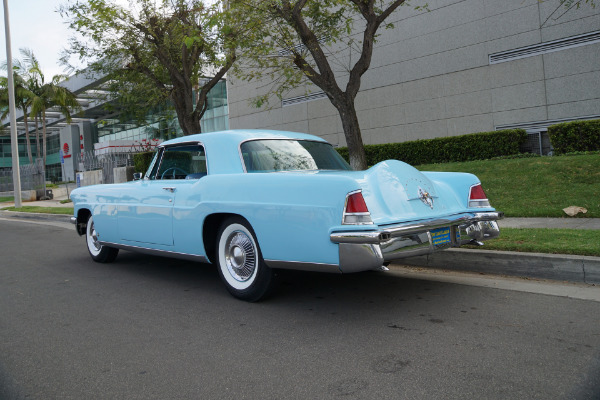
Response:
[162, 187, 176, 193]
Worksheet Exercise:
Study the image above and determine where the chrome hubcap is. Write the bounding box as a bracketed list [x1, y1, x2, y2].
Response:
[89, 221, 101, 251]
[225, 231, 256, 282]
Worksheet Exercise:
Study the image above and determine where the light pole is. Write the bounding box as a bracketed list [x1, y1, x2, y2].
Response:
[3, 0, 22, 207]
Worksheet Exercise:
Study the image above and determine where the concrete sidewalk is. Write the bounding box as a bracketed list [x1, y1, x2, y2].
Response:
[499, 217, 600, 230]
[0, 184, 75, 208]
[1, 200, 599, 285]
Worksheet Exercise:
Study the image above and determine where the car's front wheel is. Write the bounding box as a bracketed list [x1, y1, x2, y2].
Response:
[216, 217, 274, 301]
[86, 215, 119, 263]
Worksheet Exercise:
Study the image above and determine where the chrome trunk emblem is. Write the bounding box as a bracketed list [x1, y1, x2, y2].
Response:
[419, 187, 434, 209]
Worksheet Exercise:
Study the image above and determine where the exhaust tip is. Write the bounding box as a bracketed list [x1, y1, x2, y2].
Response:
[379, 232, 392, 242]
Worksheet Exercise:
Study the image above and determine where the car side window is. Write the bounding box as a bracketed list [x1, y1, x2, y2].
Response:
[155, 145, 207, 180]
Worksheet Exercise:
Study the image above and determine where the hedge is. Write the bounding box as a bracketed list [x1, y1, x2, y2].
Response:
[133, 151, 155, 174]
[548, 119, 600, 155]
[335, 129, 527, 166]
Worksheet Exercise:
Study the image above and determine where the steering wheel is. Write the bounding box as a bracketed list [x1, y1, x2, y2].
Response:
[161, 166, 188, 180]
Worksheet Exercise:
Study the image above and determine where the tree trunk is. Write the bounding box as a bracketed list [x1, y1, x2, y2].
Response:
[170, 90, 201, 135]
[42, 109, 47, 170]
[34, 114, 41, 160]
[23, 113, 33, 164]
[335, 98, 368, 171]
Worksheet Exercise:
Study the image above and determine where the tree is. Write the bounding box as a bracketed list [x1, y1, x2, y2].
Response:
[0, 72, 35, 163]
[59, 0, 237, 135]
[29, 72, 81, 167]
[0, 49, 41, 164]
[231, 0, 424, 170]
[541, 0, 596, 26]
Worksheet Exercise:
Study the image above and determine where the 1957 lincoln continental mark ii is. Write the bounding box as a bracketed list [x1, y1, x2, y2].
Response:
[71, 129, 503, 301]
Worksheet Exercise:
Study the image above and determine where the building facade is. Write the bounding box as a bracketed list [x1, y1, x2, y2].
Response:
[1, 76, 228, 182]
[227, 0, 600, 151]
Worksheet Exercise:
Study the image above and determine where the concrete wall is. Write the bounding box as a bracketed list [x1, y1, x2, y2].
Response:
[227, 0, 600, 146]
[76, 170, 103, 187]
[113, 166, 135, 183]
[0, 190, 37, 202]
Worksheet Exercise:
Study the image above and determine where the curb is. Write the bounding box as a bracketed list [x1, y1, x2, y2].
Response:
[0, 210, 72, 223]
[395, 248, 600, 285]
[2, 211, 599, 286]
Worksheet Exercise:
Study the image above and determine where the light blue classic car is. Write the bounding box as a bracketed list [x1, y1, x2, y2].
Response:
[71, 129, 502, 301]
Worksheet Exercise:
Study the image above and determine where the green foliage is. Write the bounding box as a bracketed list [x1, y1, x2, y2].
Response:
[59, 0, 237, 134]
[548, 119, 600, 155]
[417, 153, 600, 218]
[133, 151, 155, 174]
[466, 227, 600, 257]
[335, 129, 527, 166]
[230, 0, 429, 169]
[2, 206, 74, 215]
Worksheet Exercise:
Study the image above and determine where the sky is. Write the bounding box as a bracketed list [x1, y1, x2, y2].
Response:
[0, 0, 76, 79]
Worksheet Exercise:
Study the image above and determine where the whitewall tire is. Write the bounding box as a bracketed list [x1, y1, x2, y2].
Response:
[86, 215, 119, 263]
[216, 217, 274, 301]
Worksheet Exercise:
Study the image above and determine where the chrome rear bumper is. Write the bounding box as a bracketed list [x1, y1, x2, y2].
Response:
[330, 212, 503, 273]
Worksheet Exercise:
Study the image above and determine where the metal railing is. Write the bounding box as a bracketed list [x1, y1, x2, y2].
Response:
[0, 159, 45, 193]
[74, 151, 133, 185]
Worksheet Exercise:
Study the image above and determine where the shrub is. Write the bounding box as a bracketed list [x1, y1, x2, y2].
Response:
[336, 129, 527, 166]
[548, 119, 600, 155]
[133, 151, 155, 174]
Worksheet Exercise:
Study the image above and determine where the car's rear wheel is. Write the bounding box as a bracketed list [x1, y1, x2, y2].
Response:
[86, 215, 119, 263]
[216, 217, 274, 301]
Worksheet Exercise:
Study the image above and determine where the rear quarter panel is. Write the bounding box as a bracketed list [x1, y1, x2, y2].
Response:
[175, 172, 361, 266]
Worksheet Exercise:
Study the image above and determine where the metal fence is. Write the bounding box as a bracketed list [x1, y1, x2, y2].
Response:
[520, 131, 553, 156]
[74, 151, 133, 185]
[0, 159, 45, 193]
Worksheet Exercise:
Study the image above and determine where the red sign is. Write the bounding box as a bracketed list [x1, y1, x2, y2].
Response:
[63, 143, 72, 158]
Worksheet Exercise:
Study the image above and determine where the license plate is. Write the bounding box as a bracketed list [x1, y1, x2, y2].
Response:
[430, 227, 451, 247]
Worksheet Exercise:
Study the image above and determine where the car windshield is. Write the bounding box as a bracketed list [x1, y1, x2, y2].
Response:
[241, 139, 352, 172]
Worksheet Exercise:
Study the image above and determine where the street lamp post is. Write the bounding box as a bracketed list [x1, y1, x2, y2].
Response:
[3, 0, 22, 207]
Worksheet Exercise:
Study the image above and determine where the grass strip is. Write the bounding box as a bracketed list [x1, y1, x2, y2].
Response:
[0, 196, 14, 203]
[464, 228, 600, 257]
[2, 206, 74, 215]
[417, 154, 600, 218]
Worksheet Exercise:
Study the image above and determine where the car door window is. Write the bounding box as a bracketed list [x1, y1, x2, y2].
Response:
[155, 145, 207, 180]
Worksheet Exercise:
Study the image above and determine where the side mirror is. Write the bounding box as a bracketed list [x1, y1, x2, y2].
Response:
[133, 172, 143, 181]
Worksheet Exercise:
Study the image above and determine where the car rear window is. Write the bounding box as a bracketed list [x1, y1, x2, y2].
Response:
[240, 140, 352, 172]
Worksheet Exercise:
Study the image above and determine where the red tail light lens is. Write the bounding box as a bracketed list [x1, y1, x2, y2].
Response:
[345, 192, 369, 213]
[343, 191, 373, 225]
[469, 184, 490, 207]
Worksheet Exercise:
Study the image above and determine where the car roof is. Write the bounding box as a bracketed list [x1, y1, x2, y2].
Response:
[157, 129, 331, 175]
[158, 129, 328, 148]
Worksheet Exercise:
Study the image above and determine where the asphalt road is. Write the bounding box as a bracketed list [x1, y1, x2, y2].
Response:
[1, 218, 599, 400]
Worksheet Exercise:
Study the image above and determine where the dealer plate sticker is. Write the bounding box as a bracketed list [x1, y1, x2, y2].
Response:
[430, 227, 451, 246]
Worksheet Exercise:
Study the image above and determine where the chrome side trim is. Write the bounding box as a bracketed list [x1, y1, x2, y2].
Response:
[264, 259, 340, 273]
[99, 241, 209, 263]
[70, 217, 77, 224]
